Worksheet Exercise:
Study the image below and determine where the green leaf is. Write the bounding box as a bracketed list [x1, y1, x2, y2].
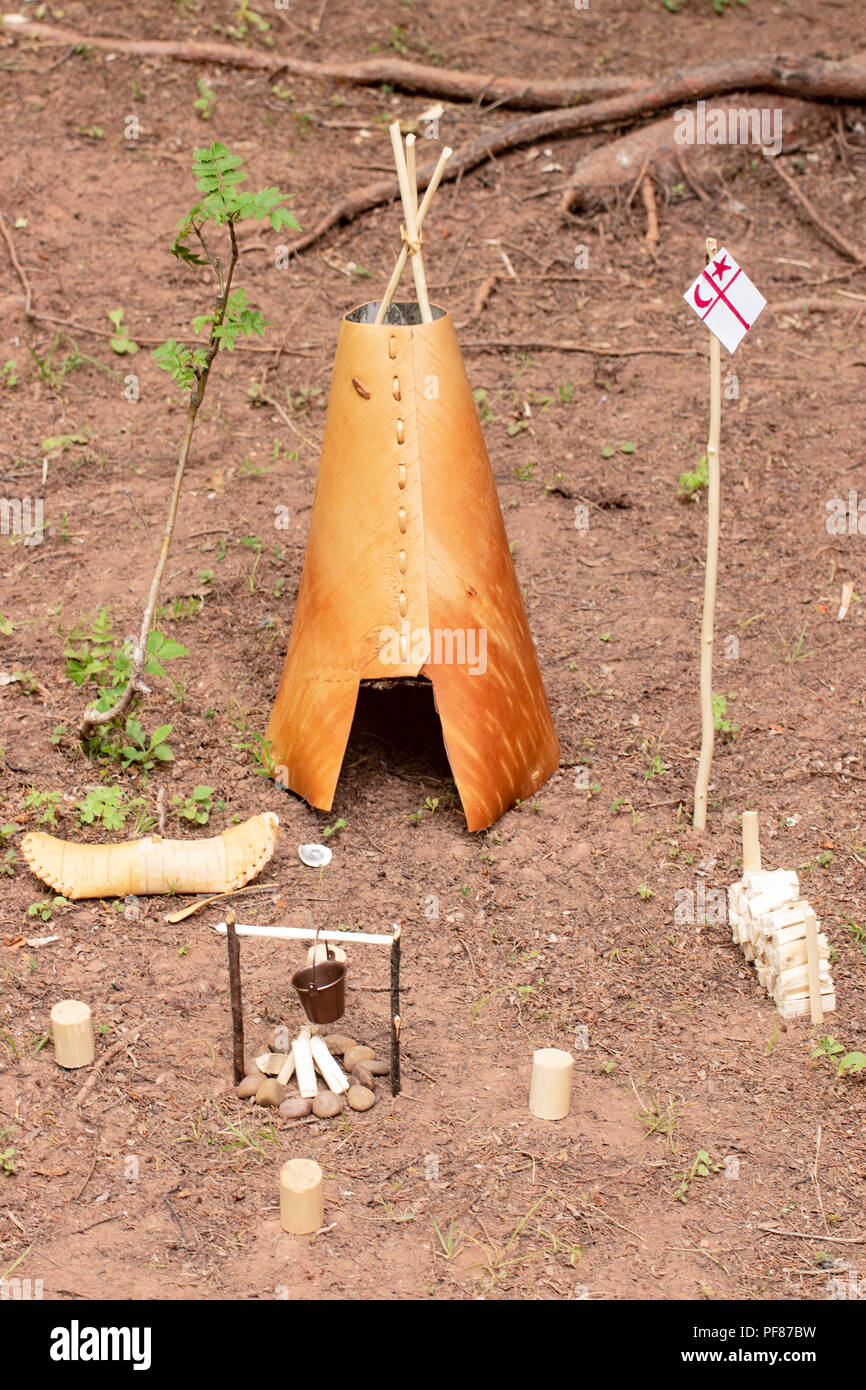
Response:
[620, 441, 636, 454]
[601, 445, 615, 458]
[150, 725, 174, 747]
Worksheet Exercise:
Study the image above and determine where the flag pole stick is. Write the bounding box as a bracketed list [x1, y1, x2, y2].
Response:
[693, 235, 722, 832]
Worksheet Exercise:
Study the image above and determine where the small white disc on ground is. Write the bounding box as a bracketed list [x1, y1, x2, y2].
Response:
[298, 843, 332, 868]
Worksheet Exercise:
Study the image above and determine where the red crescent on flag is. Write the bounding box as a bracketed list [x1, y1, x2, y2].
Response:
[694, 283, 714, 309]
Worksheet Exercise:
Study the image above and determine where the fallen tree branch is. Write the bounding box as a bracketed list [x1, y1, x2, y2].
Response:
[283, 51, 866, 254]
[762, 151, 866, 267]
[0, 15, 644, 109]
[5, 17, 865, 260]
[462, 339, 702, 358]
[561, 97, 831, 213]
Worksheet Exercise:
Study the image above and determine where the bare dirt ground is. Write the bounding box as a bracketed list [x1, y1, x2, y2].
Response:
[1, 0, 865, 1302]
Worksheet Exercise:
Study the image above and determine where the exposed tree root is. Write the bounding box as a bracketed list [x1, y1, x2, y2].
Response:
[0, 16, 644, 109]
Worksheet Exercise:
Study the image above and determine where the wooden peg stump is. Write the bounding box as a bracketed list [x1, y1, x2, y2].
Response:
[280, 1158, 324, 1235]
[50, 999, 95, 1069]
[529, 1047, 573, 1120]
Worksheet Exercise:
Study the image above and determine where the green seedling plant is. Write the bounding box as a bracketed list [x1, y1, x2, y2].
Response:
[107, 308, 139, 355]
[22, 788, 61, 827]
[121, 719, 174, 772]
[28, 896, 67, 923]
[76, 787, 139, 831]
[173, 785, 214, 824]
[674, 1149, 719, 1203]
[78, 143, 299, 748]
[712, 692, 739, 739]
[839, 914, 866, 959]
[407, 797, 439, 822]
[322, 816, 347, 839]
[811, 1036, 866, 1080]
[678, 453, 709, 499]
[194, 78, 216, 119]
[66, 608, 187, 714]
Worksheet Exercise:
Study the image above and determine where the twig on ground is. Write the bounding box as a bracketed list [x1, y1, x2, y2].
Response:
[641, 176, 659, 248]
[763, 152, 866, 267]
[0, 210, 33, 315]
[75, 1030, 140, 1109]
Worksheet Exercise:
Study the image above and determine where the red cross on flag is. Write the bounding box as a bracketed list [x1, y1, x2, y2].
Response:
[683, 247, 766, 354]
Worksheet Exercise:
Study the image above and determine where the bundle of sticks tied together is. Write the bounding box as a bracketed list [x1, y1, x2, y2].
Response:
[729, 813, 834, 1021]
[376, 120, 452, 322]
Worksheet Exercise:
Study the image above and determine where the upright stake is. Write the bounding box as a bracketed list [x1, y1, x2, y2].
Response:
[803, 906, 824, 1027]
[225, 908, 245, 1084]
[742, 810, 761, 873]
[693, 235, 722, 832]
[390, 923, 402, 1097]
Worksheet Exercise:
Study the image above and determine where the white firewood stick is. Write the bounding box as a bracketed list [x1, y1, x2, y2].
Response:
[778, 991, 835, 1019]
[276, 1051, 297, 1087]
[743, 869, 799, 894]
[769, 933, 828, 973]
[256, 1052, 291, 1076]
[693, 236, 722, 831]
[292, 1031, 318, 1099]
[774, 960, 832, 997]
[309, 1035, 349, 1094]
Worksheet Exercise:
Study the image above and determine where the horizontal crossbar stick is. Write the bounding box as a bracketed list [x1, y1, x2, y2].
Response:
[213, 922, 398, 946]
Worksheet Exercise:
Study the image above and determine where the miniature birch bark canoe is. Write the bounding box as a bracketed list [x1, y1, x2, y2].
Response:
[21, 812, 279, 900]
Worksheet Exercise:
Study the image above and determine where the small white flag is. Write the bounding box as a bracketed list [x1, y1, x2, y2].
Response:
[683, 247, 766, 354]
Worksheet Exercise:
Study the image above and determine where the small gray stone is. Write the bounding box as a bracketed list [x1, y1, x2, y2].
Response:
[279, 1097, 312, 1118]
[347, 1084, 376, 1112]
[312, 1091, 343, 1119]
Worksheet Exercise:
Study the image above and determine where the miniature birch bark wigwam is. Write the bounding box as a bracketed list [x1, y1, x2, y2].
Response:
[21, 811, 279, 899]
[728, 812, 835, 1021]
[264, 122, 560, 832]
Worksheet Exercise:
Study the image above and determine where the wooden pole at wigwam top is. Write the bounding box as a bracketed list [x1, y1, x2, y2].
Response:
[390, 923, 402, 1097]
[389, 121, 432, 322]
[693, 235, 722, 833]
[374, 144, 451, 325]
[225, 909, 245, 1085]
[50, 999, 95, 1069]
